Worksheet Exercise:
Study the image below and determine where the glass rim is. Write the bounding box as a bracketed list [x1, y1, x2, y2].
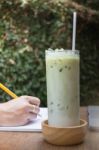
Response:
[45, 49, 80, 55]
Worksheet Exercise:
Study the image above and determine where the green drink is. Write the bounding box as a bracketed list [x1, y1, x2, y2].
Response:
[46, 49, 80, 127]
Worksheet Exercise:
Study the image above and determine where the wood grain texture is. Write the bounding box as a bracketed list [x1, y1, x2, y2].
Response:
[0, 107, 99, 150]
[42, 119, 87, 146]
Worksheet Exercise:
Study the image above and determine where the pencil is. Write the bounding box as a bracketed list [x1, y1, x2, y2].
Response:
[0, 83, 18, 99]
[0, 83, 41, 117]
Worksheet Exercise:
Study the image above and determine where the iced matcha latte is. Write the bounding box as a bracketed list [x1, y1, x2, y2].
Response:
[46, 49, 80, 127]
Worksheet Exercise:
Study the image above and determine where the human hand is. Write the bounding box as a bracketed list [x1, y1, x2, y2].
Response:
[0, 96, 40, 126]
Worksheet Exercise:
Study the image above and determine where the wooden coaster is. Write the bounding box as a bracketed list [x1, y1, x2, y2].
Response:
[42, 119, 87, 146]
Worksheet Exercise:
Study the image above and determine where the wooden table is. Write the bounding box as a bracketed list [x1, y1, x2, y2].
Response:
[0, 107, 99, 150]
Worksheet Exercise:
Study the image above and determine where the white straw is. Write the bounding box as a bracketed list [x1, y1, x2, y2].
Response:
[72, 12, 77, 51]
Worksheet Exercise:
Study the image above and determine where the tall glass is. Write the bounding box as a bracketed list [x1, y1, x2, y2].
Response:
[45, 49, 80, 127]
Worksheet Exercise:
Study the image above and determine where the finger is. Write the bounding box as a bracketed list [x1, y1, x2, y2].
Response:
[28, 113, 37, 121]
[29, 104, 40, 114]
[22, 96, 40, 106]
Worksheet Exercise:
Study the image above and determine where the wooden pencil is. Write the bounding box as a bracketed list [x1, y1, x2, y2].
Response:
[0, 83, 18, 99]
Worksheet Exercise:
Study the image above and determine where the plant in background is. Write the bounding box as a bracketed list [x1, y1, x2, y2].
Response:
[0, 0, 99, 106]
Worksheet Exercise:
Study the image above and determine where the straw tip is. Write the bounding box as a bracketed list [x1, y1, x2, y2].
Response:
[73, 12, 77, 15]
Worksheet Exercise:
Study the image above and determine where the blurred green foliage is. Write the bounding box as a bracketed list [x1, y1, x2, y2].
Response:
[0, 0, 99, 106]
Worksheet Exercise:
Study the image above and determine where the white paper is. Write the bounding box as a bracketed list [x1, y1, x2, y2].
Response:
[0, 108, 48, 132]
[88, 106, 99, 130]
